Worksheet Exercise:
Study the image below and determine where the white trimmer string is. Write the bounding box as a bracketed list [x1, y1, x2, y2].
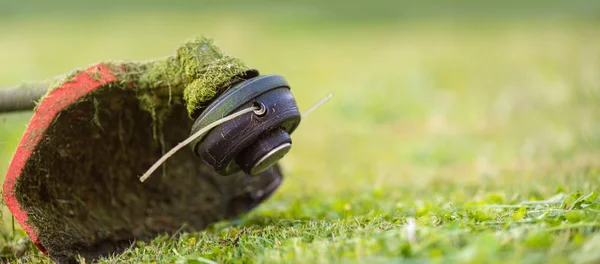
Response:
[139, 93, 333, 183]
[139, 106, 259, 182]
[302, 93, 333, 117]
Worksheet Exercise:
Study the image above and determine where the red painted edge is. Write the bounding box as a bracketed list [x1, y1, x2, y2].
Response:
[2, 63, 118, 254]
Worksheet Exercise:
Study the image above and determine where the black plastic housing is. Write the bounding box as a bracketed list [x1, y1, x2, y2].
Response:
[191, 75, 301, 175]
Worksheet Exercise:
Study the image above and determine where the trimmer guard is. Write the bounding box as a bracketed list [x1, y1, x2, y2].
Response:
[2, 63, 282, 263]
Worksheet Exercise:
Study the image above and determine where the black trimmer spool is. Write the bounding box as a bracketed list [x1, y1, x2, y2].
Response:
[191, 74, 302, 176]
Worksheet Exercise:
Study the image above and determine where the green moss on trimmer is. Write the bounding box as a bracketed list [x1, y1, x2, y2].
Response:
[39, 37, 252, 118]
[108, 37, 252, 116]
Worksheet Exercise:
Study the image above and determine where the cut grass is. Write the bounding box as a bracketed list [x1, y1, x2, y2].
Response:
[1, 7, 600, 264]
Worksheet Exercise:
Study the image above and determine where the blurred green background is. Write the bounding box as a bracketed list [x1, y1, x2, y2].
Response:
[1, 0, 600, 262]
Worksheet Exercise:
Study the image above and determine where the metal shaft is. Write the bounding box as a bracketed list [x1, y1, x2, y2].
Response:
[0, 84, 48, 113]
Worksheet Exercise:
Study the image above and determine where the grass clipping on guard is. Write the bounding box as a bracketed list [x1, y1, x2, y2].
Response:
[11, 37, 283, 263]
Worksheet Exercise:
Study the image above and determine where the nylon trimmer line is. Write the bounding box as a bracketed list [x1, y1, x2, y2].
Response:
[139, 93, 333, 182]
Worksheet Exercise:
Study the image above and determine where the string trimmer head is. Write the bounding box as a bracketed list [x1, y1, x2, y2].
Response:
[1, 38, 299, 263]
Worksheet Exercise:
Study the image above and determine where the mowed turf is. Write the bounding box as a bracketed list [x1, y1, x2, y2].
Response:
[1, 11, 600, 263]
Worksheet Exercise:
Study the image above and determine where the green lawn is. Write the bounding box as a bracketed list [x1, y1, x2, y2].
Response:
[1, 7, 600, 263]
